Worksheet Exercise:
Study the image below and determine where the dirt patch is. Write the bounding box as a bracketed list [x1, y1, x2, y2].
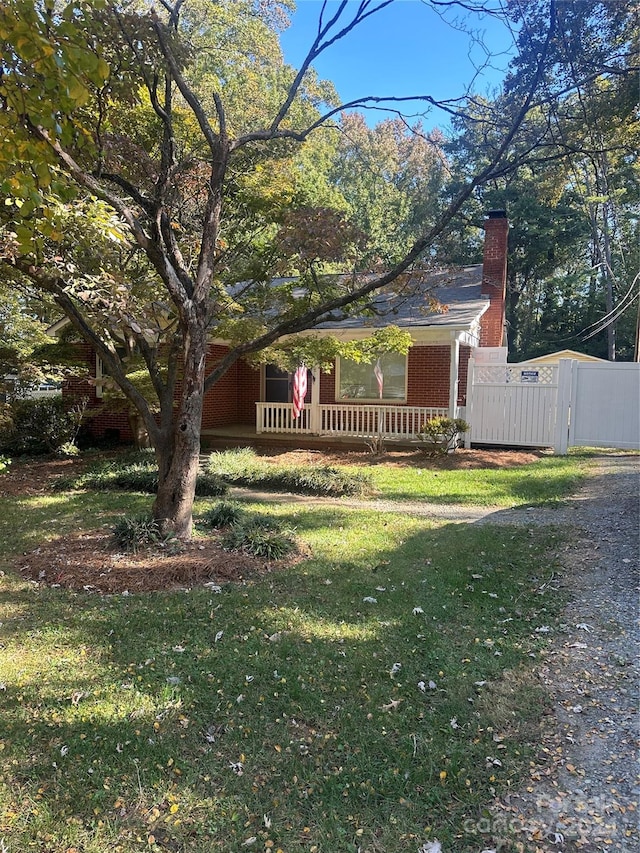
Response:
[0, 456, 87, 497]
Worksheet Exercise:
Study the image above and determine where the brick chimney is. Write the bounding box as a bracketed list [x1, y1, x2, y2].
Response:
[479, 210, 509, 348]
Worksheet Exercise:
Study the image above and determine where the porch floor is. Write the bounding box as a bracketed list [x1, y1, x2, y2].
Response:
[200, 425, 420, 452]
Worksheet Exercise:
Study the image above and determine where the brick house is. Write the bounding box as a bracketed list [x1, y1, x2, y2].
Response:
[63, 211, 509, 447]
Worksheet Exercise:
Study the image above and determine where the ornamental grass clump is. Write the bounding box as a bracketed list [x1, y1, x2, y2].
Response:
[222, 514, 297, 560]
[112, 514, 163, 553]
[201, 500, 246, 529]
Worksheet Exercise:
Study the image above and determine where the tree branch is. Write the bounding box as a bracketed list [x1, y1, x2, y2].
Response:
[11, 260, 162, 446]
[206, 0, 558, 391]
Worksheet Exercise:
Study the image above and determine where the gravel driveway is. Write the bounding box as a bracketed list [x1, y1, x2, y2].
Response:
[472, 455, 639, 853]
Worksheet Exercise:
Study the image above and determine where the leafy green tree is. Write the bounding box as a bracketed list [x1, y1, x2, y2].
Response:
[0, 0, 574, 539]
[330, 114, 447, 265]
[440, 0, 638, 360]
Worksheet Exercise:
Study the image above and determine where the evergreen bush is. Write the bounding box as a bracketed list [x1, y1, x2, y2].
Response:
[0, 397, 82, 455]
[415, 417, 470, 457]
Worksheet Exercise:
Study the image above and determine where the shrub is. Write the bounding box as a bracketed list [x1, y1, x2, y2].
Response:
[365, 428, 386, 458]
[0, 397, 83, 456]
[223, 515, 296, 560]
[56, 441, 81, 458]
[0, 454, 10, 474]
[415, 417, 470, 457]
[52, 452, 227, 496]
[194, 471, 229, 497]
[201, 501, 245, 528]
[207, 449, 371, 496]
[112, 514, 163, 553]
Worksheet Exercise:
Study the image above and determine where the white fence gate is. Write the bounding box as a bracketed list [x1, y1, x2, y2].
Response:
[560, 361, 640, 452]
[465, 358, 640, 453]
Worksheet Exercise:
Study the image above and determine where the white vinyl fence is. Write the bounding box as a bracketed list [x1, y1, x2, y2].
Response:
[465, 358, 640, 453]
[560, 361, 640, 452]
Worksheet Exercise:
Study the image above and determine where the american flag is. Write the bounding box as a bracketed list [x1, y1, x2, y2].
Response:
[292, 364, 307, 419]
[374, 359, 384, 399]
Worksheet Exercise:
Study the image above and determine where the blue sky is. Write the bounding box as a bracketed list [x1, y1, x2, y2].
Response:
[280, 0, 517, 130]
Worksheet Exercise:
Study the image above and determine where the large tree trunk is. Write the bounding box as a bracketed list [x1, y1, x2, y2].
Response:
[152, 321, 208, 540]
[153, 425, 202, 540]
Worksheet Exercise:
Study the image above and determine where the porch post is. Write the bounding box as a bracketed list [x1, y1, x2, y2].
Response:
[449, 333, 460, 418]
[309, 366, 321, 433]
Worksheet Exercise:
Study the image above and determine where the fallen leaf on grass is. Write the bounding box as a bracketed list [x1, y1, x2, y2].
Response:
[418, 841, 442, 853]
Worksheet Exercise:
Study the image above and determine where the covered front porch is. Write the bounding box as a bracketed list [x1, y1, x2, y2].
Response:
[201, 331, 476, 449]
[252, 329, 472, 442]
[200, 403, 455, 451]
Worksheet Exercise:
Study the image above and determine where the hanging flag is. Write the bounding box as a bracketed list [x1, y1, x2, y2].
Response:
[374, 358, 384, 399]
[292, 364, 308, 419]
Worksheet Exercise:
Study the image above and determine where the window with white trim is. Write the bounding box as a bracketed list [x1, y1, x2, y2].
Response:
[337, 352, 407, 401]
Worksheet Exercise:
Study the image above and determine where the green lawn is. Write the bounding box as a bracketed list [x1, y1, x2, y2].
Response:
[366, 454, 585, 505]
[0, 476, 570, 853]
[204, 446, 586, 507]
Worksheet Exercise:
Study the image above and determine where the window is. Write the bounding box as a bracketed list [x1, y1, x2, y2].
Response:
[337, 352, 407, 401]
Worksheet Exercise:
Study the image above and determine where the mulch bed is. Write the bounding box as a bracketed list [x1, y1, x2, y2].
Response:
[248, 446, 544, 470]
[15, 529, 285, 594]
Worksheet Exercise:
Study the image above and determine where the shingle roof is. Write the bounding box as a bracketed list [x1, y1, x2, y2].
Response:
[317, 264, 488, 331]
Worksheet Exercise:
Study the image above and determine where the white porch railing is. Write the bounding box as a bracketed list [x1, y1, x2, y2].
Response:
[256, 403, 313, 434]
[256, 402, 449, 438]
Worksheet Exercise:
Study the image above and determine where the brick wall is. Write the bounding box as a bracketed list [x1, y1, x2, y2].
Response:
[201, 345, 237, 428]
[200, 348, 261, 428]
[237, 360, 261, 424]
[480, 211, 509, 348]
[64, 342, 260, 440]
[319, 368, 335, 404]
[62, 343, 135, 441]
[318, 346, 451, 408]
[407, 345, 450, 407]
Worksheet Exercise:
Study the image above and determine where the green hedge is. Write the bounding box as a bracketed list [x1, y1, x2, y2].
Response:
[207, 447, 371, 497]
[0, 398, 80, 456]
